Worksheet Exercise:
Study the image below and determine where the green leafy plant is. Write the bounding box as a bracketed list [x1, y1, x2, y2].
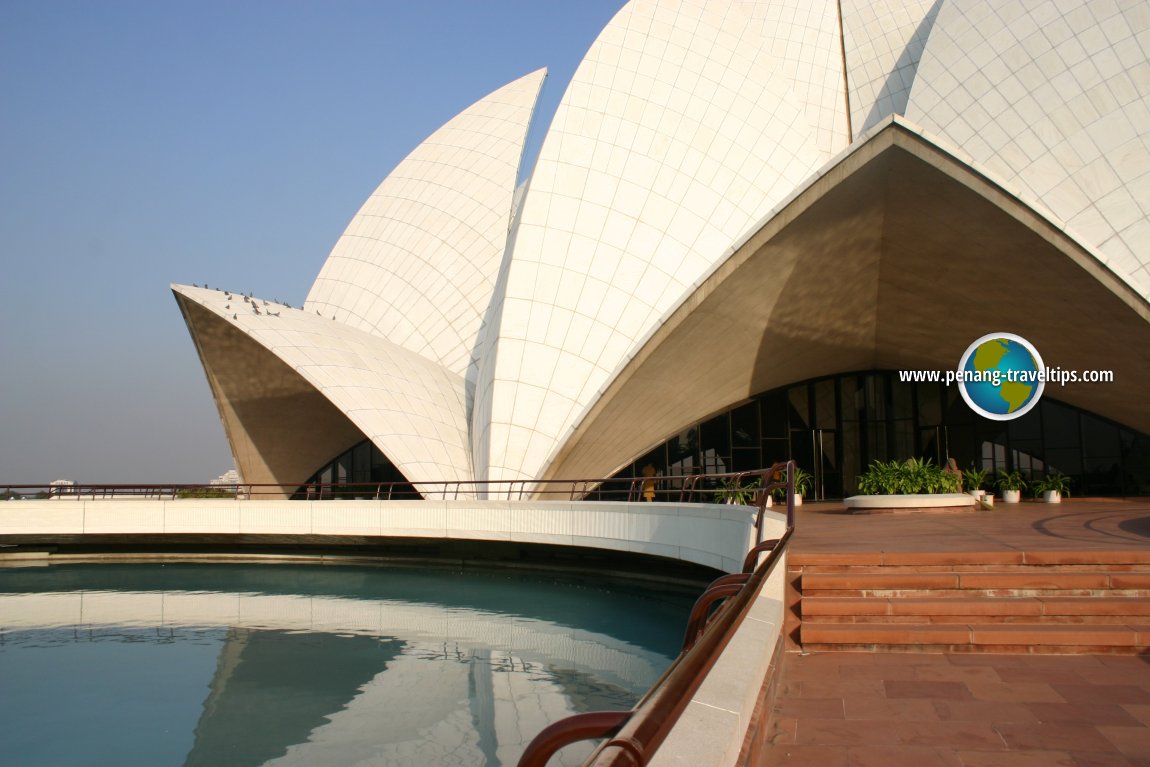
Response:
[1032, 472, 1072, 498]
[792, 467, 813, 498]
[995, 470, 1027, 492]
[773, 467, 813, 500]
[856, 458, 960, 495]
[176, 487, 237, 499]
[963, 466, 989, 493]
[713, 477, 761, 505]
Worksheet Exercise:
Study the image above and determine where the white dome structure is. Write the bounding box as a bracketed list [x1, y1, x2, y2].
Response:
[175, 0, 1150, 499]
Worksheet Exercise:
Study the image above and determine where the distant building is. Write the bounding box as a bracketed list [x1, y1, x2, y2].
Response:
[175, 0, 1150, 499]
[210, 469, 241, 488]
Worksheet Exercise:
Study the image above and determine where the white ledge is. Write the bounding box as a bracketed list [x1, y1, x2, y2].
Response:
[843, 493, 976, 509]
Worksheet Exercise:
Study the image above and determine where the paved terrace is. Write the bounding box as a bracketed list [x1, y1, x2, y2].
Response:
[764, 498, 1150, 767]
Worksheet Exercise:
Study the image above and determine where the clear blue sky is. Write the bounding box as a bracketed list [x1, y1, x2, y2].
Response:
[0, 0, 624, 484]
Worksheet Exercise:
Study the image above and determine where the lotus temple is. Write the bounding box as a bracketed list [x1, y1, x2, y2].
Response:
[172, 0, 1150, 500]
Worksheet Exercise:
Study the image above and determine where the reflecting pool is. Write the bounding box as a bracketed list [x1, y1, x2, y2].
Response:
[0, 563, 701, 766]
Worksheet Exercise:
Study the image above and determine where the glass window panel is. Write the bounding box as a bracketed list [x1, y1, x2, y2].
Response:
[840, 376, 862, 422]
[866, 422, 889, 463]
[815, 379, 837, 430]
[731, 402, 759, 447]
[1043, 447, 1082, 479]
[700, 413, 731, 458]
[1042, 401, 1080, 449]
[788, 385, 811, 430]
[759, 391, 788, 437]
[1008, 409, 1042, 441]
[1082, 415, 1120, 459]
[841, 421, 860, 492]
[732, 448, 762, 472]
[893, 421, 914, 460]
[1121, 431, 1150, 495]
[892, 378, 913, 420]
[916, 382, 942, 426]
[944, 385, 975, 424]
[863, 375, 887, 421]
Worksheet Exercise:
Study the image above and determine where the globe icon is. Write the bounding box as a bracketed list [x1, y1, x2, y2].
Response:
[958, 334, 1045, 420]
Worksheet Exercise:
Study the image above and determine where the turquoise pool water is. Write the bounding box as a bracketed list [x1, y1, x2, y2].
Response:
[0, 563, 700, 766]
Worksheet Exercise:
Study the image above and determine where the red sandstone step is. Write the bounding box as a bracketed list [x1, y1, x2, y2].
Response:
[801, 621, 1147, 649]
[800, 571, 1146, 594]
[802, 596, 1150, 619]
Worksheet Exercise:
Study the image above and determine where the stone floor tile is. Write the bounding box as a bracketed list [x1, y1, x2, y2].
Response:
[1070, 752, 1142, 766]
[883, 680, 973, 700]
[995, 722, 1121, 753]
[1026, 702, 1143, 726]
[914, 664, 1003, 683]
[843, 695, 939, 721]
[1122, 705, 1150, 727]
[933, 699, 1038, 723]
[1051, 685, 1150, 706]
[965, 680, 1066, 703]
[760, 744, 848, 766]
[995, 667, 1099, 685]
[1099, 726, 1150, 759]
[837, 663, 922, 681]
[774, 697, 845, 719]
[892, 719, 1004, 749]
[791, 718, 898, 747]
[841, 745, 963, 767]
[955, 751, 1079, 766]
[791, 679, 886, 699]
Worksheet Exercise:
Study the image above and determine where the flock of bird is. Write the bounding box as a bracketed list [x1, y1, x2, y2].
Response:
[191, 283, 336, 321]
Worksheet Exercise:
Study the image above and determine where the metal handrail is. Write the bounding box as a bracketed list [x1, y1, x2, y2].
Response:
[1, 468, 797, 508]
[516, 460, 797, 767]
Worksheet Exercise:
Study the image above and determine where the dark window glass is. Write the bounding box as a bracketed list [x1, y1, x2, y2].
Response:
[840, 376, 862, 422]
[1009, 409, 1042, 441]
[760, 391, 788, 437]
[1082, 415, 1120, 459]
[788, 385, 811, 430]
[892, 420, 914, 460]
[1043, 401, 1080, 449]
[732, 448, 762, 472]
[667, 428, 699, 476]
[815, 379, 837, 430]
[700, 413, 731, 463]
[731, 402, 759, 448]
[863, 375, 886, 421]
[1044, 447, 1082, 479]
[892, 379, 913, 420]
[944, 385, 975, 424]
[916, 382, 942, 426]
[761, 437, 790, 467]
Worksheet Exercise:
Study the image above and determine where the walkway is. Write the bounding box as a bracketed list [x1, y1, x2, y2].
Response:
[763, 498, 1150, 766]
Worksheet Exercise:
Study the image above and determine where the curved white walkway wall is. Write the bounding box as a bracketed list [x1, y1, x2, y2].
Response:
[2, 501, 782, 574]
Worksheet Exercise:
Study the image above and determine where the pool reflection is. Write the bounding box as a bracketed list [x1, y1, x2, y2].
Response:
[0, 564, 699, 766]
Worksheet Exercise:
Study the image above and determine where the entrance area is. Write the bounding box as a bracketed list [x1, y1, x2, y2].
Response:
[612, 370, 1150, 500]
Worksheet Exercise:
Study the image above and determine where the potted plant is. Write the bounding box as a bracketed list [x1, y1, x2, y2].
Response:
[995, 470, 1027, 503]
[713, 477, 760, 506]
[1032, 473, 1071, 503]
[963, 466, 989, 500]
[793, 467, 813, 505]
[772, 467, 813, 505]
